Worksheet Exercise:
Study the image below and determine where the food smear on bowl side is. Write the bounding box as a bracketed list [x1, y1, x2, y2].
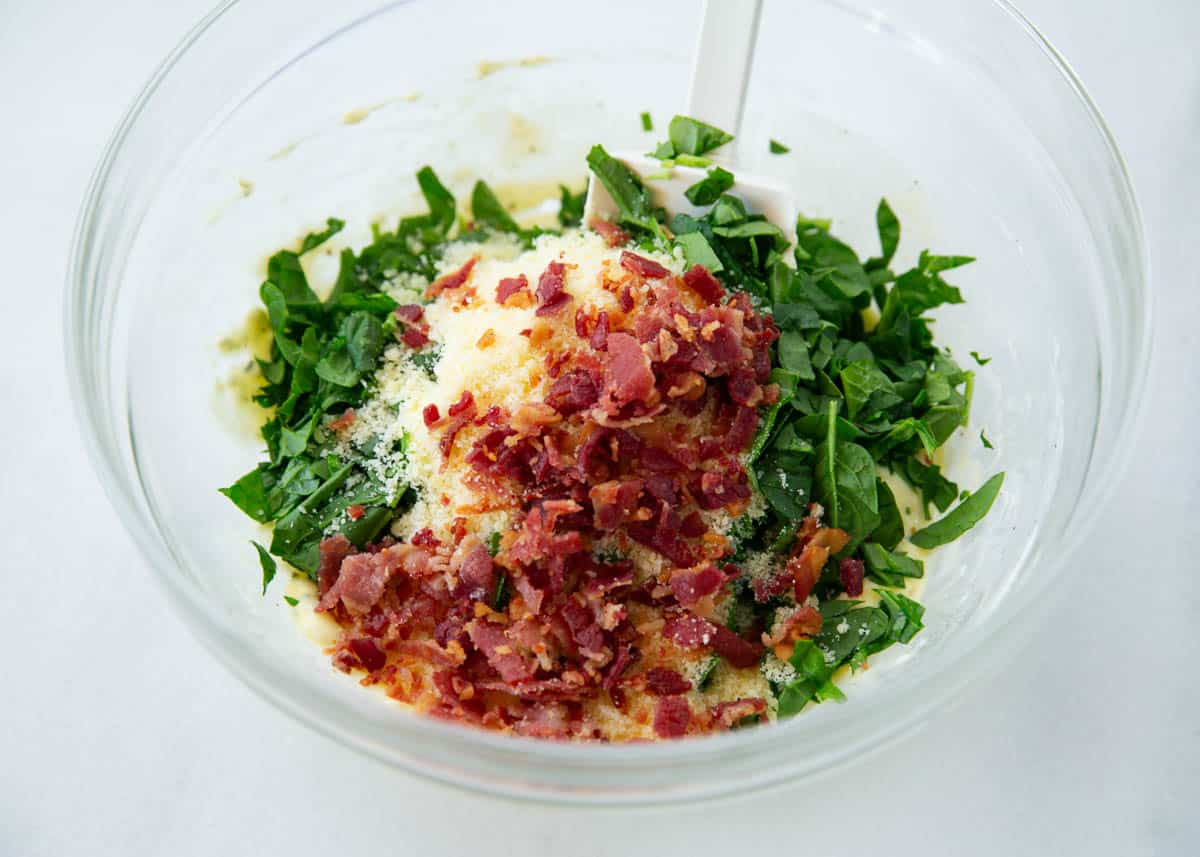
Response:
[221, 116, 1003, 741]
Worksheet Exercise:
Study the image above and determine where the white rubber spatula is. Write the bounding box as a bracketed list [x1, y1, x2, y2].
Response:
[583, 0, 796, 239]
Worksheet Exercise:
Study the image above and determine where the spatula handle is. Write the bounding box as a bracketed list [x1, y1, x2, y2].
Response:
[686, 0, 763, 147]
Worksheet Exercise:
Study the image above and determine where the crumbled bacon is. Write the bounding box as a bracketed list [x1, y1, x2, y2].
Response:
[762, 605, 823, 660]
[496, 274, 529, 305]
[653, 695, 691, 738]
[328, 409, 355, 431]
[347, 637, 387, 672]
[620, 250, 671, 280]
[589, 479, 644, 530]
[318, 534, 354, 598]
[589, 217, 630, 248]
[840, 558, 865, 597]
[788, 517, 850, 602]
[546, 370, 599, 415]
[601, 332, 655, 408]
[426, 256, 477, 298]
[682, 264, 724, 304]
[669, 563, 725, 607]
[535, 261, 570, 316]
[401, 327, 429, 348]
[662, 614, 717, 648]
[643, 667, 693, 696]
[711, 697, 767, 729]
[314, 242, 788, 740]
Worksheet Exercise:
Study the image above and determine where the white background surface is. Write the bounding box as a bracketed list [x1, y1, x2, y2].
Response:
[2, 0, 1197, 854]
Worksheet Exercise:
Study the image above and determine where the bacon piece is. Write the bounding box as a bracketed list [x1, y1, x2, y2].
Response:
[410, 528, 440, 549]
[589, 479, 644, 530]
[590, 311, 609, 351]
[448, 390, 475, 417]
[762, 605, 823, 660]
[496, 274, 529, 305]
[709, 624, 761, 669]
[603, 644, 635, 691]
[438, 391, 477, 458]
[653, 695, 692, 738]
[394, 639, 458, 667]
[535, 261, 570, 316]
[319, 546, 422, 615]
[515, 703, 571, 738]
[679, 511, 707, 539]
[328, 409, 355, 431]
[620, 250, 671, 280]
[840, 558, 865, 597]
[619, 285, 635, 312]
[394, 304, 424, 323]
[508, 499, 585, 566]
[682, 264, 725, 304]
[727, 367, 762, 407]
[669, 563, 725, 607]
[467, 621, 536, 683]
[602, 332, 656, 407]
[644, 474, 677, 506]
[662, 614, 717, 648]
[694, 468, 751, 511]
[457, 540, 495, 595]
[511, 572, 546, 615]
[401, 327, 429, 348]
[317, 534, 354, 598]
[425, 256, 477, 298]
[724, 406, 759, 454]
[589, 217, 630, 248]
[752, 572, 793, 603]
[640, 445, 682, 473]
[545, 370, 599, 416]
[789, 525, 851, 602]
[711, 697, 767, 729]
[559, 599, 606, 656]
[643, 667, 693, 696]
[627, 519, 697, 568]
[511, 402, 561, 435]
[347, 637, 387, 672]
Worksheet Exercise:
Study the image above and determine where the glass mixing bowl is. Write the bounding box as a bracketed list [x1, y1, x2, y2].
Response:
[66, 0, 1149, 804]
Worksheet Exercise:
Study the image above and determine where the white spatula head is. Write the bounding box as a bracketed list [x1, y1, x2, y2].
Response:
[582, 154, 796, 248]
[582, 0, 795, 247]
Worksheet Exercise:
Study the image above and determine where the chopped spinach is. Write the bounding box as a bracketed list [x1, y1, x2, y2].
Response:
[910, 472, 1005, 548]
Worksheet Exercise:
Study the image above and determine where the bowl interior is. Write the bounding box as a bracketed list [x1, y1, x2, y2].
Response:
[77, 0, 1144, 802]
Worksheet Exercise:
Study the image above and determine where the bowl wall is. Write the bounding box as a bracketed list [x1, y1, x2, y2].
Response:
[68, 0, 1147, 803]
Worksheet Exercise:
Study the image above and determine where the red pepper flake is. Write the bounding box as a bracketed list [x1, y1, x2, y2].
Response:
[422, 404, 440, 427]
[347, 504, 366, 520]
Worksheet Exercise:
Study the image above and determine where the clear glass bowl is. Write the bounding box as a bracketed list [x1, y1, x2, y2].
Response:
[66, 0, 1149, 804]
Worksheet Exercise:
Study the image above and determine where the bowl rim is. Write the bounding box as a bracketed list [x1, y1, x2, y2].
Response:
[64, 0, 1153, 804]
